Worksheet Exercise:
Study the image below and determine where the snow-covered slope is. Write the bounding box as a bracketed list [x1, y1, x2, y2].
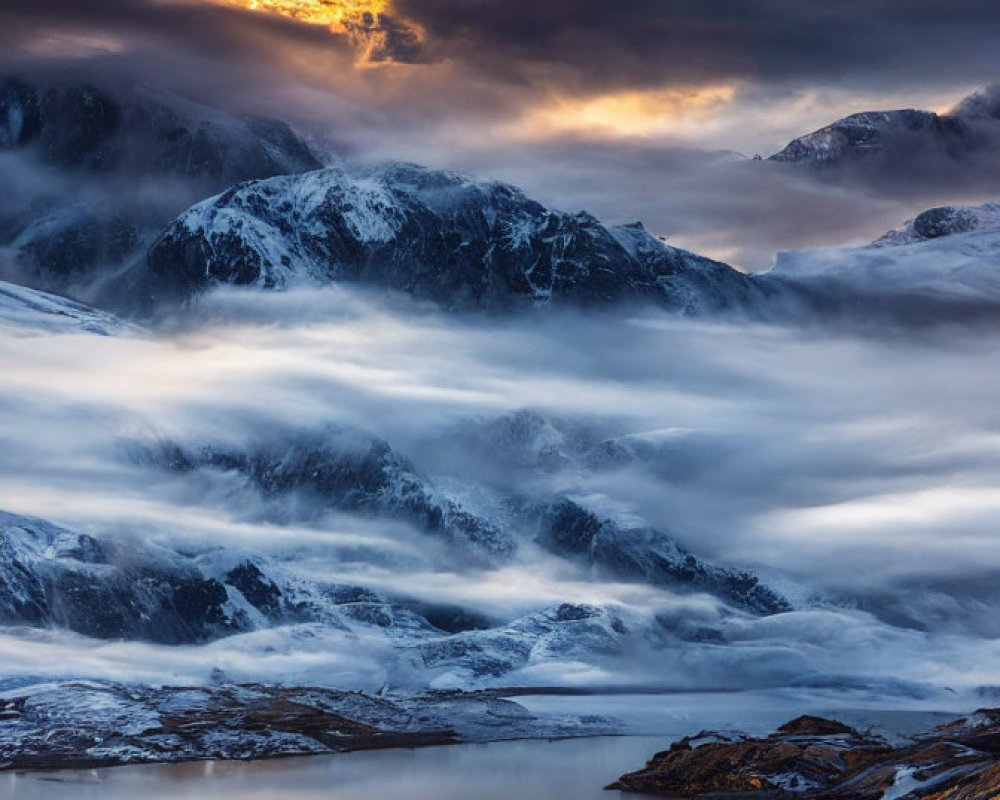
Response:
[0, 279, 130, 335]
[127, 428, 517, 564]
[763, 205, 1000, 304]
[872, 203, 1000, 247]
[110, 162, 763, 315]
[0, 506, 791, 688]
[0, 681, 615, 771]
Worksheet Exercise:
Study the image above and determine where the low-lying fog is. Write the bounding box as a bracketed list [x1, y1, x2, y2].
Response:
[1, 286, 999, 694]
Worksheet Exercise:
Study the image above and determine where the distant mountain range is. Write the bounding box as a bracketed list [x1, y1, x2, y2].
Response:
[3, 73, 1000, 715]
[106, 162, 764, 315]
[768, 84, 1000, 168]
[4, 73, 1000, 323]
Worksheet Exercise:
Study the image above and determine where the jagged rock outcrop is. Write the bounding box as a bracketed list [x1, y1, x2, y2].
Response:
[610, 711, 1000, 799]
[110, 162, 764, 315]
[127, 428, 517, 563]
[536, 499, 791, 615]
[872, 203, 1000, 247]
[0, 512, 242, 643]
[769, 110, 977, 166]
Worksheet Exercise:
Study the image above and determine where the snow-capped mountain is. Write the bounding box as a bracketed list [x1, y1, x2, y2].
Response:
[767, 86, 1000, 168]
[109, 162, 764, 315]
[768, 109, 975, 166]
[761, 202, 1000, 308]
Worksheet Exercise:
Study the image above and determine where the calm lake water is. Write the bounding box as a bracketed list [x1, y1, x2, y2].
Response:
[3, 692, 966, 800]
[5, 736, 674, 800]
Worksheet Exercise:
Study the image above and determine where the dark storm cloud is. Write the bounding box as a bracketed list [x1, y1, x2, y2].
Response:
[396, 0, 1000, 94]
[6, 0, 1000, 97]
[1, 0, 432, 77]
[1, 0, 333, 54]
[0, 0, 357, 105]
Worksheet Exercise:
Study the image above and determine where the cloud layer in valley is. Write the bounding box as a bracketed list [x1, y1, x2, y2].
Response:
[1, 287, 999, 691]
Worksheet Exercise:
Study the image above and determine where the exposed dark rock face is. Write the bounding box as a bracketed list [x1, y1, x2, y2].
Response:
[911, 207, 980, 239]
[225, 561, 282, 616]
[769, 110, 977, 166]
[871, 203, 1000, 247]
[609, 711, 1000, 799]
[0, 76, 321, 297]
[0, 77, 320, 182]
[0, 512, 240, 643]
[112, 162, 764, 316]
[398, 600, 494, 634]
[9, 207, 143, 289]
[776, 715, 861, 737]
[128, 428, 516, 563]
[536, 498, 791, 615]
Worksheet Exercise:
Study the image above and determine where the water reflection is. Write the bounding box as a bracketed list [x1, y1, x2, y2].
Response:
[6, 736, 676, 800]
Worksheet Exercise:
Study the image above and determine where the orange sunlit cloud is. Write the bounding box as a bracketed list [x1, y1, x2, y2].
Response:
[518, 85, 740, 139]
[213, 0, 390, 29]
[208, 0, 425, 64]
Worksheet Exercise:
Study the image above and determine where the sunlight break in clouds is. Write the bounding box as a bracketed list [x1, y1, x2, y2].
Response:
[208, 0, 427, 64]
[517, 84, 741, 141]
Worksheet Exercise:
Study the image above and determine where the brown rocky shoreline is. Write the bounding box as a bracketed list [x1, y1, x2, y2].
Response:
[609, 711, 1000, 800]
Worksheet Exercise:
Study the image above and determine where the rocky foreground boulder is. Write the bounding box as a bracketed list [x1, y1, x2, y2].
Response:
[609, 711, 1000, 799]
